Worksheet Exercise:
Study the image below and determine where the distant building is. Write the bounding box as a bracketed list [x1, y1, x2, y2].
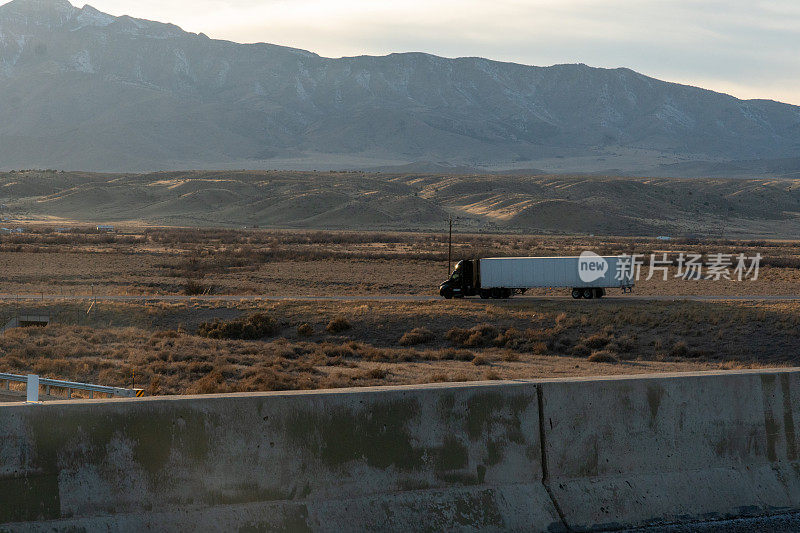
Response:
[656, 236, 671, 241]
[96, 225, 115, 232]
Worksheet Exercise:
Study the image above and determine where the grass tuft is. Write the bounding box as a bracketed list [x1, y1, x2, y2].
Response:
[326, 316, 352, 334]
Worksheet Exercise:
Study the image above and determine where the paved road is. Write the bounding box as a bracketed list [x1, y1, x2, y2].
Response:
[633, 511, 800, 532]
[0, 293, 798, 303]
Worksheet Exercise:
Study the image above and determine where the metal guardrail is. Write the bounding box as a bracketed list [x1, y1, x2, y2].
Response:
[0, 372, 144, 401]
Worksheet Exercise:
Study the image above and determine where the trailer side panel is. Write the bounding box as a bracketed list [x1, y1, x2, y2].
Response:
[479, 256, 633, 289]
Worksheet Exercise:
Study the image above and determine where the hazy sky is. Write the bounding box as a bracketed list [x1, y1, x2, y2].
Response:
[78, 0, 800, 105]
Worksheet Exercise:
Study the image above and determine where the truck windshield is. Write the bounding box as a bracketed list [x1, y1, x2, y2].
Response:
[449, 261, 463, 281]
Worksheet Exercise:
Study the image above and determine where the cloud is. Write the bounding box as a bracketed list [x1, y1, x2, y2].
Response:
[82, 0, 800, 104]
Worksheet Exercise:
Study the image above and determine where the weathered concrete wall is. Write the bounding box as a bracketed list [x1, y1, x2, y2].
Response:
[1, 369, 800, 532]
[0, 382, 562, 532]
[539, 369, 800, 531]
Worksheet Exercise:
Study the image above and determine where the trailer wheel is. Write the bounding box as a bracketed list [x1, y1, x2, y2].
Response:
[491, 288, 502, 299]
[479, 290, 491, 299]
[594, 289, 604, 299]
[582, 288, 594, 299]
[572, 288, 582, 299]
[503, 289, 513, 299]
[442, 288, 453, 299]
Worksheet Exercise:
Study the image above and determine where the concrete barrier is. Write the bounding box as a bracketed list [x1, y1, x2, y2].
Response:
[0, 382, 562, 531]
[538, 369, 800, 531]
[1, 369, 799, 531]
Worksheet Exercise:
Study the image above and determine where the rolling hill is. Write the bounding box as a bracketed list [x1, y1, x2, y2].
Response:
[3, 170, 800, 238]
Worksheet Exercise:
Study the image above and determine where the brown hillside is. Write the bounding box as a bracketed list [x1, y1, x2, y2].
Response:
[2, 170, 800, 237]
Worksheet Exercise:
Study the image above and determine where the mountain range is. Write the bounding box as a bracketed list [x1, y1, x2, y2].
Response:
[0, 0, 799, 174]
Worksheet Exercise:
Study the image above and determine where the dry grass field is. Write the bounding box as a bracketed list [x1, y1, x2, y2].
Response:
[0, 298, 798, 397]
[0, 226, 798, 398]
[0, 227, 798, 297]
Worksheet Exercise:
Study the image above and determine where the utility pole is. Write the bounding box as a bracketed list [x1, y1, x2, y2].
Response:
[447, 215, 453, 275]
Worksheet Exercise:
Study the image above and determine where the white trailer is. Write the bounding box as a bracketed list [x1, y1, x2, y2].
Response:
[439, 255, 635, 299]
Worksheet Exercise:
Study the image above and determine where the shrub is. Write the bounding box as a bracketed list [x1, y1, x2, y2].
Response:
[399, 327, 435, 346]
[472, 355, 489, 366]
[615, 335, 636, 353]
[188, 361, 214, 374]
[571, 343, 590, 357]
[326, 316, 352, 334]
[186, 370, 229, 394]
[530, 341, 548, 355]
[501, 351, 520, 362]
[446, 324, 498, 348]
[274, 345, 300, 359]
[364, 368, 387, 379]
[588, 350, 619, 363]
[322, 343, 355, 358]
[146, 375, 161, 395]
[584, 333, 610, 350]
[551, 336, 574, 352]
[185, 279, 213, 296]
[197, 312, 279, 340]
[494, 327, 526, 349]
[297, 323, 314, 336]
[445, 327, 470, 345]
[150, 329, 181, 340]
[433, 348, 474, 361]
[357, 345, 390, 361]
[670, 341, 689, 357]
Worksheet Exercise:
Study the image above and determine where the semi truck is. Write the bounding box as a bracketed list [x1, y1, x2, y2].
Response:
[438, 255, 635, 299]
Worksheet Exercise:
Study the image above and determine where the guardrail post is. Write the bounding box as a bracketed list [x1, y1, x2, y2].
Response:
[26, 374, 39, 403]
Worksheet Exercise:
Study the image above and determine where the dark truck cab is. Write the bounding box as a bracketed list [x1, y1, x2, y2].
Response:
[439, 259, 516, 299]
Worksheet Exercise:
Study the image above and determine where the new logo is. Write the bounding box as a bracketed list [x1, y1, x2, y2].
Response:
[578, 251, 608, 283]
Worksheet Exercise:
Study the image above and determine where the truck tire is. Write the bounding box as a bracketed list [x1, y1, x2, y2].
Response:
[572, 288, 582, 299]
[442, 288, 453, 299]
[503, 289, 512, 299]
[491, 288, 502, 299]
[594, 288, 604, 299]
[479, 290, 491, 299]
[582, 288, 594, 299]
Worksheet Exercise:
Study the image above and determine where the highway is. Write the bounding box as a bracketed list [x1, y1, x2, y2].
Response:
[634, 511, 800, 532]
[0, 293, 798, 303]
